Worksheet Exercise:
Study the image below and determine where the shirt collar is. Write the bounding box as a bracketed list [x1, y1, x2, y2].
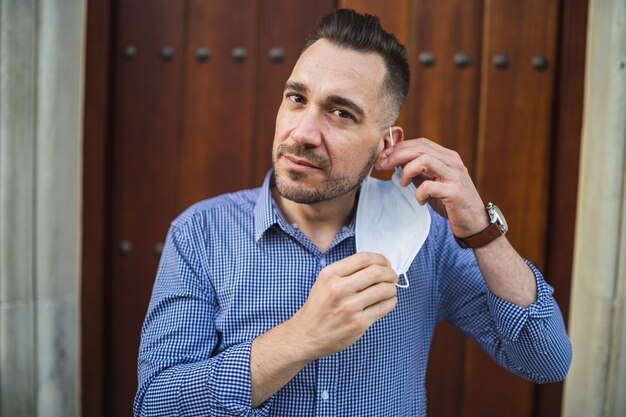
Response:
[254, 170, 279, 242]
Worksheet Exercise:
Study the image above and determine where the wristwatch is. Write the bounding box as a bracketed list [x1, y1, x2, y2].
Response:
[454, 203, 508, 249]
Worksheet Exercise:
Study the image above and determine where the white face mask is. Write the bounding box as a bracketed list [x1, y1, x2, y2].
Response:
[354, 129, 431, 288]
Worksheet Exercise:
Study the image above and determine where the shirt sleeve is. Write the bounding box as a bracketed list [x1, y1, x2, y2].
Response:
[133, 222, 274, 417]
[435, 217, 572, 383]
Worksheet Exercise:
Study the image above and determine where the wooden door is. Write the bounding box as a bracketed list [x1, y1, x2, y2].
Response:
[82, 0, 587, 415]
[106, 1, 185, 415]
[90, 1, 335, 416]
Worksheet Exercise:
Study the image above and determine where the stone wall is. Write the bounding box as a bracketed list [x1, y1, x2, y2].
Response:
[0, 0, 85, 416]
[562, 0, 626, 416]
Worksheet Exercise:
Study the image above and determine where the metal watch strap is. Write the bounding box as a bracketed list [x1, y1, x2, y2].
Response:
[454, 222, 503, 249]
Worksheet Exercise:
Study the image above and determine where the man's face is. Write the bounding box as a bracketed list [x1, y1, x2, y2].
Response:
[272, 39, 388, 204]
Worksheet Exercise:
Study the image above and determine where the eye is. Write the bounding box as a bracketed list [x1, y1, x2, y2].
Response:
[332, 109, 355, 121]
[286, 93, 306, 105]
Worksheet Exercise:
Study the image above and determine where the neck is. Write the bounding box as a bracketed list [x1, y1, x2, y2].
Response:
[271, 188, 357, 253]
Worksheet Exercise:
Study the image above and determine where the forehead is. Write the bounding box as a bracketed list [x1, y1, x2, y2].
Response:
[289, 40, 387, 108]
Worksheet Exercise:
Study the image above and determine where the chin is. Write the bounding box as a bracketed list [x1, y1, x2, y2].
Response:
[275, 172, 320, 204]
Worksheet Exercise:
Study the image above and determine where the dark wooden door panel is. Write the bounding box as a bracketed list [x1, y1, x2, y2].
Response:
[82, 0, 112, 415]
[405, 0, 483, 172]
[464, 1, 560, 417]
[405, 2, 483, 416]
[107, 1, 185, 415]
[86, 1, 582, 416]
[476, 0, 559, 263]
[254, 0, 337, 184]
[181, 0, 259, 208]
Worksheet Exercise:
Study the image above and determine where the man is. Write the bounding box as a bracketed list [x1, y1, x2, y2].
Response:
[134, 9, 571, 417]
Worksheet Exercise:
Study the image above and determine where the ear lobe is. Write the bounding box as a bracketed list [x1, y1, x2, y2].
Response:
[374, 149, 387, 171]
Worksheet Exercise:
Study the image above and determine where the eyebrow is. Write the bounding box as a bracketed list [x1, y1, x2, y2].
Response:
[327, 95, 365, 120]
[284, 81, 366, 120]
[284, 81, 308, 93]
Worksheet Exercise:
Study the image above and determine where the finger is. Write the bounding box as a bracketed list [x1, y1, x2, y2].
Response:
[382, 138, 462, 170]
[399, 153, 457, 188]
[410, 138, 462, 163]
[343, 264, 398, 293]
[361, 295, 398, 323]
[414, 180, 452, 206]
[350, 281, 397, 310]
[326, 252, 391, 277]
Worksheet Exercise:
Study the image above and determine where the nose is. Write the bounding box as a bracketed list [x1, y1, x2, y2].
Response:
[290, 107, 323, 148]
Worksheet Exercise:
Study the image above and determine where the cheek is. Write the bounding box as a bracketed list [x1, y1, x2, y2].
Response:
[274, 104, 286, 131]
[274, 100, 287, 126]
[325, 141, 357, 170]
[333, 139, 381, 172]
[273, 106, 291, 146]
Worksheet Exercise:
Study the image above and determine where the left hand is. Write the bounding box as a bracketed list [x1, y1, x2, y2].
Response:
[376, 137, 489, 238]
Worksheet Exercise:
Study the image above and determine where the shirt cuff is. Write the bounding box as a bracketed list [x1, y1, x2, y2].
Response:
[486, 260, 555, 343]
[207, 340, 274, 416]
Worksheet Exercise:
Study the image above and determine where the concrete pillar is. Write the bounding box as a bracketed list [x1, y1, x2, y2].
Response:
[0, 1, 38, 415]
[562, 0, 626, 416]
[0, 0, 85, 416]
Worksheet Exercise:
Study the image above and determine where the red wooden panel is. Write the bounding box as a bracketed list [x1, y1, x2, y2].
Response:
[465, 1, 560, 417]
[181, 0, 258, 207]
[107, 1, 185, 415]
[254, 0, 336, 184]
[475, 0, 559, 263]
[405, 2, 483, 416]
[536, 0, 588, 415]
[83, 2, 576, 417]
[405, 0, 482, 172]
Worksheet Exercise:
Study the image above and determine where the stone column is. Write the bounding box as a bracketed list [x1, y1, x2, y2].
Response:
[0, 0, 85, 416]
[562, 0, 626, 416]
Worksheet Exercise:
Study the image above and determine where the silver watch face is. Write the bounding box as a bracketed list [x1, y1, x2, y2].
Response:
[487, 203, 508, 234]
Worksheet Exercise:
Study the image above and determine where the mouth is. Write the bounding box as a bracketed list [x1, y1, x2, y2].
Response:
[283, 154, 321, 171]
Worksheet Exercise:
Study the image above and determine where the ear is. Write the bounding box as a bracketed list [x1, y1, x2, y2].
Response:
[387, 126, 404, 148]
[375, 127, 404, 169]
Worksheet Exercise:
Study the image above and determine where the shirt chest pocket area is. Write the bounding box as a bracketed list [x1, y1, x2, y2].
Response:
[212, 258, 315, 347]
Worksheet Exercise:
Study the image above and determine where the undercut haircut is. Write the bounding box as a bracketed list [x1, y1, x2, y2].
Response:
[303, 9, 410, 125]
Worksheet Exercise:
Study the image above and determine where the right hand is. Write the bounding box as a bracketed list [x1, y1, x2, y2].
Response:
[289, 252, 398, 361]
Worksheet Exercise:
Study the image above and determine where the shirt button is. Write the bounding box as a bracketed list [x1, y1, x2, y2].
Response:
[321, 390, 329, 400]
[319, 257, 327, 267]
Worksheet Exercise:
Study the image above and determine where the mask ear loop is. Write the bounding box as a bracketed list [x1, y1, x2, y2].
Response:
[389, 127, 410, 289]
[397, 273, 410, 288]
[389, 127, 403, 178]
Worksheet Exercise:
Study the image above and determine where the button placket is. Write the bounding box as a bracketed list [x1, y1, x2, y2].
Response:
[315, 355, 338, 416]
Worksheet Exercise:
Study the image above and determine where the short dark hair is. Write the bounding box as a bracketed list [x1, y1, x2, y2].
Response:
[303, 9, 410, 125]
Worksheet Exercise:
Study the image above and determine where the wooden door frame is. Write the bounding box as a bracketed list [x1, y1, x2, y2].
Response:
[535, 0, 589, 414]
[80, 1, 588, 416]
[82, 0, 111, 415]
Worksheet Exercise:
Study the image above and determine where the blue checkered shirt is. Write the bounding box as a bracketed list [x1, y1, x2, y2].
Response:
[134, 171, 571, 416]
